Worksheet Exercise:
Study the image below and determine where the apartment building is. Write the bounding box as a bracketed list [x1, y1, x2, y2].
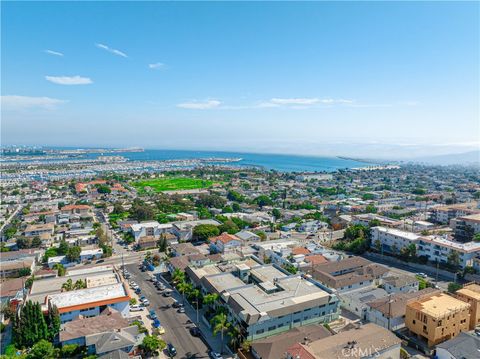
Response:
[187, 260, 339, 340]
[130, 221, 173, 241]
[24, 222, 55, 237]
[310, 256, 389, 293]
[372, 226, 480, 269]
[430, 203, 480, 225]
[353, 213, 402, 228]
[453, 282, 480, 330]
[451, 213, 480, 241]
[405, 292, 470, 347]
[27, 265, 131, 323]
[367, 288, 440, 331]
[417, 235, 480, 269]
[370, 226, 420, 254]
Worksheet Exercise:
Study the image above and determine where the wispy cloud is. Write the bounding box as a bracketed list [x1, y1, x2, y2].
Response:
[44, 49, 64, 57]
[1, 95, 67, 110]
[177, 99, 221, 110]
[45, 75, 93, 85]
[148, 62, 166, 70]
[95, 43, 128, 58]
[258, 97, 354, 108]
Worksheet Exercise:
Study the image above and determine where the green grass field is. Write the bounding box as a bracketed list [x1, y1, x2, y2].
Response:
[132, 177, 214, 192]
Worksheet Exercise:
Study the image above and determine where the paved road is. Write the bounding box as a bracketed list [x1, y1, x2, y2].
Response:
[126, 264, 211, 359]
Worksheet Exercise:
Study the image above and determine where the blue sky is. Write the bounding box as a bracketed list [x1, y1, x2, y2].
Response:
[1, 1, 479, 158]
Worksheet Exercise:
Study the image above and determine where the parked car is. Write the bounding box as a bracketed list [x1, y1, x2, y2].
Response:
[130, 305, 143, 312]
[157, 326, 165, 335]
[172, 301, 183, 309]
[177, 307, 185, 313]
[208, 351, 222, 359]
[153, 318, 161, 328]
[96, 259, 105, 264]
[189, 326, 201, 337]
[167, 343, 177, 357]
[163, 290, 172, 297]
[149, 310, 157, 320]
[135, 288, 141, 294]
[142, 299, 150, 306]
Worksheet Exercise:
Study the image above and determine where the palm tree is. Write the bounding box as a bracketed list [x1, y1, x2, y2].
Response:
[189, 288, 201, 322]
[177, 280, 192, 305]
[74, 279, 87, 290]
[172, 269, 185, 285]
[203, 293, 219, 309]
[61, 279, 73, 292]
[228, 324, 242, 352]
[211, 313, 230, 354]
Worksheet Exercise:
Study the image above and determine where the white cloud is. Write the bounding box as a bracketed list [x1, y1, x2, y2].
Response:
[45, 75, 93, 85]
[44, 49, 64, 57]
[1, 95, 67, 110]
[259, 97, 354, 108]
[148, 62, 166, 70]
[271, 98, 320, 105]
[177, 100, 221, 110]
[95, 43, 128, 58]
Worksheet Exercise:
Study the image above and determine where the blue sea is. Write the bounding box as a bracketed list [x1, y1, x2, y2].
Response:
[3, 148, 374, 172]
[93, 149, 373, 172]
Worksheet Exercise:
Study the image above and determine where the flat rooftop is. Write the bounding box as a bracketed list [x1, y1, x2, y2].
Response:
[28, 266, 122, 305]
[227, 274, 331, 323]
[408, 292, 470, 318]
[457, 283, 480, 301]
[48, 283, 127, 311]
[374, 226, 420, 240]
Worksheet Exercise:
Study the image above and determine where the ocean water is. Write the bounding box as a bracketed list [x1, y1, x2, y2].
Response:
[105, 149, 372, 172]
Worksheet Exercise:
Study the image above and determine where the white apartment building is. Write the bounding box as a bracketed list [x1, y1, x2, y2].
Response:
[130, 221, 173, 241]
[372, 226, 480, 269]
[370, 226, 420, 254]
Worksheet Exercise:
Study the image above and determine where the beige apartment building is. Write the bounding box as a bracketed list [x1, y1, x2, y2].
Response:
[405, 292, 470, 347]
[454, 282, 480, 330]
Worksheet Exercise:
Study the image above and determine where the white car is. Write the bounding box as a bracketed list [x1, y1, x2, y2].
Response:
[130, 305, 143, 312]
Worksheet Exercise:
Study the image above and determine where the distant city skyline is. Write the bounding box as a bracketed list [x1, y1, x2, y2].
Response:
[1, 2, 479, 158]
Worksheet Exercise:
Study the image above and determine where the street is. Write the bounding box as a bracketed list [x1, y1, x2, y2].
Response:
[126, 264, 212, 359]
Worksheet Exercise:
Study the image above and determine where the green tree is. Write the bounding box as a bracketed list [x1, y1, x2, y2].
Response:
[13, 301, 49, 348]
[60, 344, 79, 358]
[66, 246, 81, 262]
[227, 190, 244, 202]
[218, 220, 240, 235]
[192, 224, 220, 242]
[253, 195, 273, 208]
[141, 335, 166, 355]
[46, 305, 60, 341]
[448, 282, 462, 293]
[27, 339, 56, 359]
[62, 279, 74, 292]
[31, 236, 42, 248]
[172, 269, 186, 285]
[203, 293, 219, 309]
[447, 250, 461, 269]
[473, 233, 480, 242]
[211, 313, 231, 354]
[53, 263, 66, 276]
[196, 194, 227, 209]
[96, 184, 111, 194]
[57, 240, 69, 255]
[272, 208, 282, 221]
[365, 204, 378, 214]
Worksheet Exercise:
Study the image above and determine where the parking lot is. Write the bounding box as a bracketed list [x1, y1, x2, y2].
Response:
[125, 263, 217, 359]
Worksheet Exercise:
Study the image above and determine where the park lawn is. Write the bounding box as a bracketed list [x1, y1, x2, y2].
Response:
[132, 177, 214, 193]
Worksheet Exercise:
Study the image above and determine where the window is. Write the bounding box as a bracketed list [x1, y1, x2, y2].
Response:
[268, 326, 276, 331]
[294, 319, 300, 323]
[412, 320, 416, 324]
[256, 329, 264, 334]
